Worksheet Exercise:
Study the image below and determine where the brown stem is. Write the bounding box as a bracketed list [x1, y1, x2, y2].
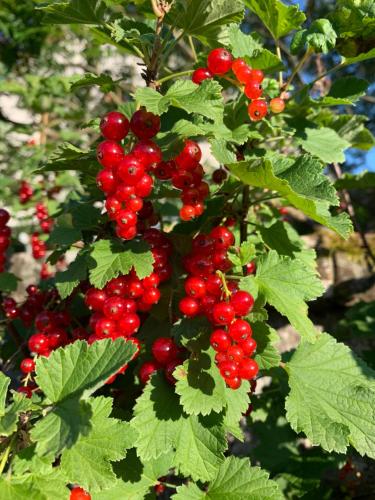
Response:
[331, 163, 375, 271]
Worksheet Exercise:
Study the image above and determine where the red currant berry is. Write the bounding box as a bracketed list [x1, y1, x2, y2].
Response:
[142, 272, 160, 288]
[115, 184, 135, 202]
[132, 139, 162, 168]
[248, 100, 268, 121]
[192, 67, 213, 84]
[125, 195, 143, 213]
[270, 97, 285, 114]
[70, 486, 91, 500]
[103, 296, 126, 320]
[184, 276, 206, 298]
[105, 196, 122, 219]
[210, 329, 231, 352]
[246, 261, 256, 275]
[244, 80, 263, 99]
[165, 358, 181, 385]
[20, 358, 35, 374]
[210, 226, 234, 249]
[48, 329, 68, 349]
[232, 58, 252, 83]
[219, 360, 238, 379]
[100, 111, 129, 141]
[212, 302, 235, 325]
[228, 319, 252, 342]
[176, 140, 202, 169]
[28, 333, 49, 354]
[85, 288, 107, 312]
[96, 140, 124, 168]
[154, 160, 176, 180]
[225, 376, 242, 390]
[154, 483, 166, 495]
[17, 386, 33, 398]
[226, 344, 244, 363]
[249, 69, 264, 83]
[96, 169, 116, 194]
[142, 287, 161, 305]
[116, 224, 137, 240]
[139, 360, 160, 384]
[172, 170, 194, 190]
[116, 209, 137, 229]
[240, 337, 257, 356]
[152, 337, 179, 365]
[95, 318, 117, 337]
[238, 358, 259, 380]
[207, 48, 233, 75]
[130, 109, 160, 140]
[0, 209, 10, 228]
[212, 168, 227, 184]
[180, 205, 196, 221]
[117, 156, 145, 185]
[230, 290, 254, 316]
[134, 174, 153, 197]
[118, 313, 141, 336]
[179, 296, 199, 317]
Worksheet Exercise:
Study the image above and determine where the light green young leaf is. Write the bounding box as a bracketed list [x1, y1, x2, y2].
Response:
[252, 322, 281, 370]
[89, 239, 154, 289]
[167, 0, 244, 46]
[228, 156, 352, 238]
[291, 19, 337, 54]
[0, 393, 34, 437]
[135, 80, 224, 123]
[40, 0, 106, 25]
[255, 251, 324, 342]
[35, 339, 136, 402]
[173, 457, 283, 499]
[245, 0, 306, 39]
[60, 397, 135, 492]
[286, 332, 375, 458]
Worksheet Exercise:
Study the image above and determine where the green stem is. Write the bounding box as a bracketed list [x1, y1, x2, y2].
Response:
[188, 35, 197, 62]
[284, 48, 312, 91]
[0, 434, 16, 475]
[161, 481, 177, 489]
[275, 42, 283, 88]
[216, 270, 232, 298]
[156, 69, 194, 84]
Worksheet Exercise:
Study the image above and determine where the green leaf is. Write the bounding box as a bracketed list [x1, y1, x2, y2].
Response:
[210, 139, 237, 164]
[40, 0, 106, 25]
[131, 374, 227, 482]
[173, 457, 283, 499]
[227, 25, 283, 71]
[35, 338, 136, 403]
[319, 76, 369, 106]
[252, 322, 281, 370]
[228, 156, 352, 238]
[167, 0, 244, 46]
[40, 143, 96, 174]
[70, 203, 102, 230]
[0, 272, 18, 292]
[291, 19, 337, 54]
[286, 332, 375, 458]
[135, 80, 224, 123]
[174, 348, 227, 416]
[89, 239, 154, 289]
[48, 226, 82, 247]
[60, 396, 135, 492]
[297, 127, 350, 163]
[55, 254, 88, 299]
[70, 73, 117, 93]
[335, 171, 375, 190]
[174, 413, 227, 482]
[244, 0, 306, 39]
[0, 393, 34, 437]
[131, 373, 183, 461]
[93, 449, 175, 500]
[330, 0, 375, 39]
[255, 250, 324, 342]
[328, 114, 375, 150]
[0, 478, 41, 500]
[0, 372, 10, 415]
[223, 381, 250, 439]
[342, 47, 375, 64]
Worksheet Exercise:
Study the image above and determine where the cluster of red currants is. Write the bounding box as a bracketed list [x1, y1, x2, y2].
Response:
[192, 48, 285, 121]
[0, 209, 11, 273]
[154, 140, 209, 221]
[178, 225, 258, 389]
[139, 337, 183, 385]
[96, 108, 160, 240]
[19, 180, 33, 204]
[35, 202, 53, 233]
[31, 232, 46, 259]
